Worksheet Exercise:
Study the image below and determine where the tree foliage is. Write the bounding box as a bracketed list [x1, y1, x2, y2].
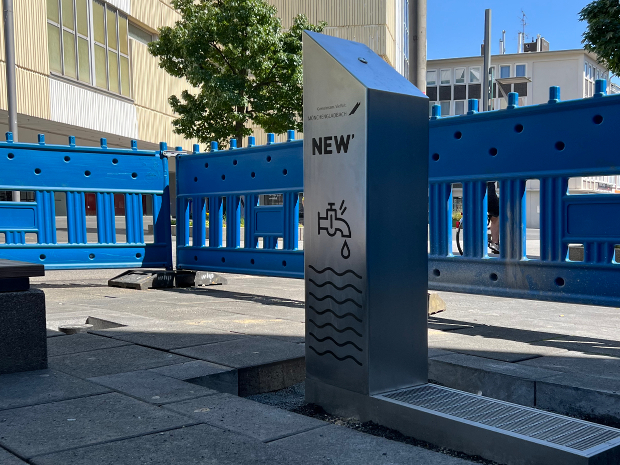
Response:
[580, 0, 620, 75]
[148, 0, 326, 147]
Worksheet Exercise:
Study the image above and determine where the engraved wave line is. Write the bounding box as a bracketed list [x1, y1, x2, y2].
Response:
[308, 265, 362, 279]
[309, 332, 363, 352]
[309, 279, 362, 294]
[309, 345, 363, 366]
[309, 292, 362, 308]
[308, 319, 362, 337]
[309, 306, 362, 323]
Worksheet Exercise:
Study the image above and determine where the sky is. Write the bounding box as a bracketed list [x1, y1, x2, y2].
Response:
[427, 0, 590, 59]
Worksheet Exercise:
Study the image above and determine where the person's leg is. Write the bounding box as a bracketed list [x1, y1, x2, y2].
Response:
[490, 215, 499, 244]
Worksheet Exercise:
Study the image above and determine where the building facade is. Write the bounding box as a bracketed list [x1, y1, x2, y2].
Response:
[427, 41, 618, 228]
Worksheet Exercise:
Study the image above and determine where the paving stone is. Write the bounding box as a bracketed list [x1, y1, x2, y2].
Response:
[519, 351, 620, 381]
[88, 371, 218, 405]
[270, 424, 472, 464]
[49, 345, 194, 379]
[0, 446, 27, 464]
[428, 329, 568, 363]
[429, 353, 560, 406]
[428, 348, 453, 358]
[149, 360, 239, 395]
[427, 316, 478, 332]
[46, 329, 65, 338]
[0, 392, 196, 459]
[531, 334, 620, 358]
[90, 323, 245, 350]
[172, 336, 305, 369]
[536, 372, 620, 426]
[47, 333, 131, 357]
[0, 369, 110, 411]
[30, 424, 319, 465]
[450, 325, 564, 343]
[163, 393, 325, 442]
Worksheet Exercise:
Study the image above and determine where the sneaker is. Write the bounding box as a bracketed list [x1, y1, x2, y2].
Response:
[489, 242, 499, 254]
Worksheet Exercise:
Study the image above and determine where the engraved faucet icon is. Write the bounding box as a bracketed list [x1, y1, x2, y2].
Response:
[318, 201, 351, 238]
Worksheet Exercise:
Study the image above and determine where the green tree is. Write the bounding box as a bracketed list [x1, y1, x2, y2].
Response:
[148, 0, 326, 148]
[580, 0, 620, 75]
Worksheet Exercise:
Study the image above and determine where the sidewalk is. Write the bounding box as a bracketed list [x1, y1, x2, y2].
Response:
[1, 268, 619, 463]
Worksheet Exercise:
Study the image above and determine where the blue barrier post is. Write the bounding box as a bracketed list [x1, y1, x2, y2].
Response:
[467, 99, 478, 115]
[548, 86, 561, 104]
[507, 92, 519, 110]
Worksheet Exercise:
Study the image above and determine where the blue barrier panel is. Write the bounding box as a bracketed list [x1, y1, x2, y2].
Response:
[428, 82, 620, 306]
[177, 81, 620, 307]
[0, 133, 173, 270]
[176, 133, 303, 278]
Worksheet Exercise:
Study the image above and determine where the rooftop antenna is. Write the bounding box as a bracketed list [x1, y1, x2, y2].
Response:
[519, 10, 528, 42]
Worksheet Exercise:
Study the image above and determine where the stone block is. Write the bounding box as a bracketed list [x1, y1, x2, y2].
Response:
[163, 393, 325, 442]
[0, 289, 47, 374]
[427, 291, 446, 315]
[0, 369, 109, 411]
[89, 371, 217, 405]
[47, 333, 130, 357]
[149, 360, 239, 395]
[0, 392, 195, 459]
[31, 424, 317, 465]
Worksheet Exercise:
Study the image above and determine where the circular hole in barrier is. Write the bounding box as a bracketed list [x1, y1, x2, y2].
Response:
[221, 174, 226, 180]
[34, 168, 41, 174]
[555, 277, 565, 287]
[514, 124, 524, 133]
[490, 273, 498, 282]
[39, 254, 46, 260]
[204, 162, 209, 168]
[555, 141, 566, 151]
[84, 170, 91, 177]
[89, 253, 95, 259]
[112, 158, 118, 165]
[250, 259, 255, 265]
[251, 172, 256, 178]
[7, 153, 14, 159]
[266, 156, 272, 162]
[593, 114, 603, 125]
[194, 256, 198, 261]
[64, 156, 71, 162]
[432, 268, 441, 277]
[136, 253, 142, 258]
[282, 169, 288, 175]
[131, 172, 138, 179]
[454, 131, 462, 140]
[489, 147, 498, 156]
[194, 177, 198, 182]
[221, 257, 226, 263]
[282, 260, 287, 267]
[432, 153, 440, 161]
[233, 159, 238, 165]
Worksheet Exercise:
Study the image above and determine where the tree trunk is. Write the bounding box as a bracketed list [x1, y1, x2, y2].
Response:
[235, 119, 244, 148]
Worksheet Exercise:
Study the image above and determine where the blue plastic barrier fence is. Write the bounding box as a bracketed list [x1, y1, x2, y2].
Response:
[175, 131, 303, 278]
[0, 134, 173, 269]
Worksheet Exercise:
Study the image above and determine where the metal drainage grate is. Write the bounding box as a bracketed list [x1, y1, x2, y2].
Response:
[379, 384, 620, 453]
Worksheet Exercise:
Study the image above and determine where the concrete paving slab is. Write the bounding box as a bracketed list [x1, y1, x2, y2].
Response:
[536, 372, 620, 426]
[0, 392, 196, 459]
[90, 323, 245, 350]
[47, 333, 131, 357]
[0, 369, 110, 411]
[46, 329, 65, 338]
[449, 325, 564, 343]
[518, 351, 620, 381]
[428, 329, 568, 363]
[49, 345, 194, 379]
[30, 424, 321, 465]
[149, 360, 239, 395]
[429, 353, 560, 406]
[88, 371, 218, 405]
[0, 447, 27, 464]
[172, 336, 305, 369]
[531, 334, 620, 358]
[163, 393, 325, 442]
[270, 424, 473, 464]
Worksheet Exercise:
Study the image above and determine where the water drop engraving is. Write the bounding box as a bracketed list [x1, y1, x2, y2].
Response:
[341, 240, 351, 259]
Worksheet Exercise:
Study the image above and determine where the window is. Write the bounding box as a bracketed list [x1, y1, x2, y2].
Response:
[588, 64, 592, 79]
[515, 64, 526, 77]
[500, 65, 511, 79]
[46, 0, 130, 97]
[440, 101, 451, 117]
[596, 69, 600, 80]
[454, 100, 465, 115]
[440, 69, 451, 85]
[454, 67, 465, 84]
[469, 66, 481, 83]
[427, 70, 437, 86]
